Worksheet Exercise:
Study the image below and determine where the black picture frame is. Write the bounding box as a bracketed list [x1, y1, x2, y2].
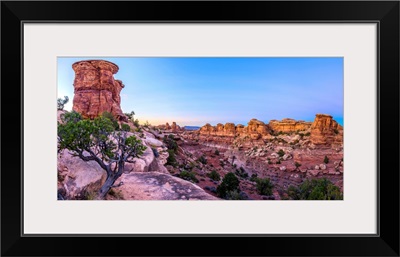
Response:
[1, 1, 399, 256]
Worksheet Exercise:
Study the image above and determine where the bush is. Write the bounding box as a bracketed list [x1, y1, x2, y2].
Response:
[207, 170, 221, 181]
[198, 155, 207, 164]
[102, 111, 119, 130]
[250, 173, 258, 182]
[225, 190, 248, 200]
[60, 111, 81, 123]
[121, 123, 131, 132]
[133, 119, 140, 127]
[235, 167, 248, 178]
[124, 111, 135, 121]
[304, 132, 311, 136]
[214, 149, 220, 155]
[287, 178, 343, 200]
[255, 178, 274, 196]
[57, 96, 69, 110]
[178, 170, 199, 183]
[295, 162, 302, 168]
[277, 149, 285, 157]
[216, 172, 240, 199]
[163, 135, 178, 152]
[333, 129, 339, 134]
[324, 155, 329, 164]
[166, 150, 177, 167]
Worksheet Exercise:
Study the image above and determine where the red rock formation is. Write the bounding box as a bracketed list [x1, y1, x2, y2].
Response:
[269, 118, 312, 133]
[72, 60, 127, 121]
[310, 114, 343, 145]
[171, 122, 182, 132]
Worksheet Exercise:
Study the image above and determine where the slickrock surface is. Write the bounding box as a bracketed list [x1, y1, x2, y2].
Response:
[114, 172, 218, 200]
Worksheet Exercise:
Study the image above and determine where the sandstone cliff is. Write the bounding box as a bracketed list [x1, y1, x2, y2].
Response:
[309, 114, 343, 145]
[72, 60, 127, 121]
[269, 118, 312, 133]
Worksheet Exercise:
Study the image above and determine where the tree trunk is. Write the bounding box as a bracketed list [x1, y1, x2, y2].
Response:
[97, 174, 117, 200]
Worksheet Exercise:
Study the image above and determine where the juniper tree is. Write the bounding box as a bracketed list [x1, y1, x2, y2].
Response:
[57, 96, 69, 110]
[58, 111, 146, 199]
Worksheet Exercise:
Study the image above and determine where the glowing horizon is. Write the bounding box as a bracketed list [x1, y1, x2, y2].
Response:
[58, 57, 344, 127]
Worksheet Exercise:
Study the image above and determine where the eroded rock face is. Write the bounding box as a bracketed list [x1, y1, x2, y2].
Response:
[72, 60, 127, 121]
[310, 114, 343, 145]
[269, 118, 312, 133]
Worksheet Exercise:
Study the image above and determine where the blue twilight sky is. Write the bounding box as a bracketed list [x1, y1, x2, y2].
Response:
[57, 57, 343, 126]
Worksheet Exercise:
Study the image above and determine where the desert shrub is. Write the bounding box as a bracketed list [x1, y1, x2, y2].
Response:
[121, 123, 131, 132]
[133, 119, 140, 127]
[250, 173, 258, 182]
[214, 149, 220, 155]
[198, 155, 207, 164]
[57, 96, 69, 110]
[324, 155, 329, 164]
[166, 150, 177, 167]
[225, 190, 248, 200]
[163, 135, 178, 152]
[276, 160, 281, 164]
[144, 120, 151, 128]
[333, 129, 339, 134]
[277, 149, 285, 157]
[295, 162, 302, 168]
[60, 111, 82, 123]
[216, 172, 240, 199]
[108, 189, 124, 200]
[304, 132, 311, 136]
[207, 170, 221, 181]
[102, 111, 119, 130]
[287, 178, 343, 200]
[235, 167, 249, 178]
[178, 170, 199, 183]
[124, 111, 135, 121]
[255, 178, 274, 196]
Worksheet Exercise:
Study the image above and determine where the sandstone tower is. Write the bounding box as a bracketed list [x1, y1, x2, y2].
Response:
[72, 60, 127, 121]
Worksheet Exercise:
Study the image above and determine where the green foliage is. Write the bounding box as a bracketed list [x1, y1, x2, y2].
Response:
[121, 123, 131, 132]
[287, 178, 343, 200]
[250, 173, 258, 182]
[235, 167, 249, 178]
[144, 120, 151, 128]
[124, 111, 135, 121]
[178, 170, 199, 183]
[57, 96, 69, 110]
[333, 128, 339, 134]
[277, 149, 285, 157]
[166, 150, 177, 167]
[60, 111, 82, 123]
[101, 111, 119, 130]
[324, 155, 330, 164]
[198, 155, 207, 165]
[255, 178, 274, 196]
[207, 170, 221, 181]
[304, 132, 311, 136]
[216, 172, 240, 199]
[295, 162, 302, 168]
[163, 135, 178, 152]
[133, 119, 140, 127]
[214, 149, 220, 156]
[58, 115, 147, 198]
[225, 190, 248, 200]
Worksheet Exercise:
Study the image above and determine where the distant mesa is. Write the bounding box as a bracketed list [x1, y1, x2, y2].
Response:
[195, 114, 342, 145]
[71, 60, 127, 121]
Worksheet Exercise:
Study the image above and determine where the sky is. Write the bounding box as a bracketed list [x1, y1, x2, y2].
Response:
[58, 57, 343, 126]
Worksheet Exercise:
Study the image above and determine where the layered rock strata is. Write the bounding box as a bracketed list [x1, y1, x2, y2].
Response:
[72, 60, 127, 121]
